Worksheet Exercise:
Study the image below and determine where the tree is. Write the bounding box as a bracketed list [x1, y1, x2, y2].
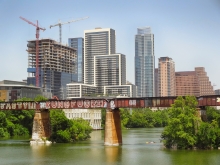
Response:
[0, 95, 48, 138]
[49, 110, 92, 143]
[161, 96, 201, 149]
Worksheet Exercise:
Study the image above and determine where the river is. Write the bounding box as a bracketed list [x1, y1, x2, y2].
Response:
[0, 128, 220, 165]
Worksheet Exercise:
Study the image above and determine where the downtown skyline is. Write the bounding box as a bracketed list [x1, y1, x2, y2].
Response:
[0, 0, 220, 88]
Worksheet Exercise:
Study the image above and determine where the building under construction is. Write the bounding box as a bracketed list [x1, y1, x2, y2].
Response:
[26, 38, 77, 99]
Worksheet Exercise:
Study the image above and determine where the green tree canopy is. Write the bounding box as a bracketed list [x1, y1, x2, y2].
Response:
[161, 96, 201, 149]
[162, 96, 220, 149]
[50, 110, 92, 143]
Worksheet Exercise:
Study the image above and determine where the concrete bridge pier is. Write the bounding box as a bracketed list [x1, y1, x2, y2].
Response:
[104, 108, 122, 146]
[198, 107, 207, 121]
[31, 109, 51, 143]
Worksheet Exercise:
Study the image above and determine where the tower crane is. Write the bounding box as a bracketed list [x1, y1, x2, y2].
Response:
[50, 16, 89, 43]
[19, 16, 46, 87]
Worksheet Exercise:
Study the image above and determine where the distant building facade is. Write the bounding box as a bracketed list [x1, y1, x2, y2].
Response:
[104, 84, 137, 97]
[175, 67, 214, 96]
[63, 109, 102, 129]
[0, 80, 41, 101]
[175, 71, 200, 96]
[68, 37, 84, 82]
[215, 89, 220, 95]
[158, 57, 176, 96]
[195, 67, 214, 96]
[66, 83, 97, 98]
[154, 68, 159, 97]
[94, 54, 126, 94]
[135, 27, 155, 97]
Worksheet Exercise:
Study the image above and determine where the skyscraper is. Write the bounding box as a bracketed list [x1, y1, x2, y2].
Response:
[135, 27, 155, 97]
[67, 27, 136, 98]
[84, 28, 116, 85]
[94, 53, 126, 94]
[68, 37, 84, 82]
[158, 57, 176, 96]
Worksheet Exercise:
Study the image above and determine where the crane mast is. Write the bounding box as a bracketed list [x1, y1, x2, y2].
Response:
[50, 16, 89, 43]
[20, 16, 45, 87]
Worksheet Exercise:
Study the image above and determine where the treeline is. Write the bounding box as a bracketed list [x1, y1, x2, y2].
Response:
[0, 96, 92, 143]
[161, 96, 220, 150]
[120, 108, 169, 128]
[101, 108, 169, 129]
[0, 97, 36, 138]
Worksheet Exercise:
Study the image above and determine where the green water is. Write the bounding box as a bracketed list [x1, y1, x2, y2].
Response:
[0, 128, 220, 165]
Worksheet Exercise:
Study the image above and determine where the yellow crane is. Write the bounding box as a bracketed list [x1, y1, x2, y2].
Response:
[50, 16, 89, 43]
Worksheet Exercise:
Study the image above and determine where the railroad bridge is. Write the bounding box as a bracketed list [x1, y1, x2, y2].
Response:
[0, 95, 220, 145]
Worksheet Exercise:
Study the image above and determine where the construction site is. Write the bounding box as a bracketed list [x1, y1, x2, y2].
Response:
[19, 16, 89, 99]
[27, 39, 76, 99]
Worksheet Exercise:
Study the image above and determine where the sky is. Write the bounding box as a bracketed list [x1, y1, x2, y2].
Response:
[0, 0, 220, 89]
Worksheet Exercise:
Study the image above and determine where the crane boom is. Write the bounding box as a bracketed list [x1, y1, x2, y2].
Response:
[19, 16, 46, 31]
[20, 16, 46, 87]
[50, 16, 89, 43]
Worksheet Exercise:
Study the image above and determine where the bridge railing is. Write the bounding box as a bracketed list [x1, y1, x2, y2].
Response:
[0, 95, 220, 110]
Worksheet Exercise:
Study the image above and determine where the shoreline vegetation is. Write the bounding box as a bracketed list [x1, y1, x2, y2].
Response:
[1, 95, 220, 149]
[0, 96, 92, 143]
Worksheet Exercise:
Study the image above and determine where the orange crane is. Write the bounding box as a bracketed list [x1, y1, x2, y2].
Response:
[20, 16, 46, 87]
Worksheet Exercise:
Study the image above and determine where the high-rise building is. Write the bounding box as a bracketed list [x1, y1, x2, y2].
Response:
[195, 67, 215, 96]
[94, 54, 126, 94]
[154, 68, 159, 97]
[26, 39, 76, 99]
[158, 57, 176, 96]
[175, 71, 200, 96]
[84, 28, 116, 85]
[135, 27, 155, 97]
[175, 67, 214, 96]
[68, 37, 84, 82]
[67, 27, 136, 98]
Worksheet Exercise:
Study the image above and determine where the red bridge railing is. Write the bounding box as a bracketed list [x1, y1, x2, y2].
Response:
[0, 95, 220, 110]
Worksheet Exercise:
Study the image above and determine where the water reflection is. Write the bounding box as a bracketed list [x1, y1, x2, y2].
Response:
[105, 146, 122, 163]
[166, 150, 220, 165]
[30, 143, 51, 165]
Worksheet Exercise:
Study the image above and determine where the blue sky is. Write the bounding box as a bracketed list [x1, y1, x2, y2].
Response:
[0, 0, 220, 89]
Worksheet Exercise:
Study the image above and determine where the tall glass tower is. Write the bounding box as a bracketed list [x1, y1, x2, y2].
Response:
[68, 37, 84, 82]
[135, 27, 155, 97]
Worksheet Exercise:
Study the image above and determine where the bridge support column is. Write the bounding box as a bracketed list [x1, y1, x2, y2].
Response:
[104, 108, 122, 146]
[198, 107, 207, 121]
[31, 109, 51, 142]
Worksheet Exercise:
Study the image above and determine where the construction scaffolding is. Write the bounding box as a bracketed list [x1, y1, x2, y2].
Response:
[27, 38, 77, 98]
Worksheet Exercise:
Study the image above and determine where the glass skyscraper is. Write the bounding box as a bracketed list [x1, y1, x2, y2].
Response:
[135, 27, 155, 97]
[68, 37, 84, 82]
